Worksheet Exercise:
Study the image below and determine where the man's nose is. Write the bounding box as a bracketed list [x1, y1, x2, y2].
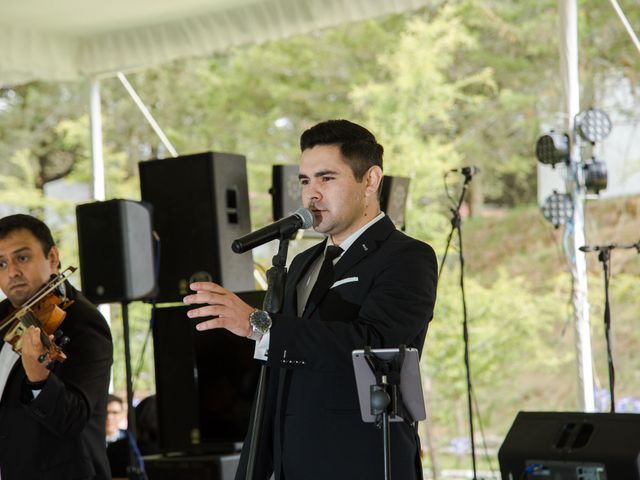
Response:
[7, 262, 21, 278]
[305, 180, 322, 202]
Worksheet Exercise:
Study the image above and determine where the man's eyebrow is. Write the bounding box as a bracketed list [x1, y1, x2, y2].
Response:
[298, 169, 339, 180]
[0, 246, 30, 260]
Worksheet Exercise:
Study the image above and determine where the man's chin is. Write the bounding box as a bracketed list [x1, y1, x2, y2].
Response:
[7, 289, 31, 307]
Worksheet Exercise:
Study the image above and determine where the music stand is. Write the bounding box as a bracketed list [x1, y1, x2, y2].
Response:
[352, 346, 426, 480]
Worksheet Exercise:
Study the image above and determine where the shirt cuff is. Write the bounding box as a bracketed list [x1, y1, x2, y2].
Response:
[253, 331, 270, 361]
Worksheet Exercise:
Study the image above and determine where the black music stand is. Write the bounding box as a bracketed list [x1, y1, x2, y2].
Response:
[352, 346, 426, 480]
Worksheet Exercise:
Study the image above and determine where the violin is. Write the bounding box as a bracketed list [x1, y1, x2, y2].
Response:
[0, 267, 76, 369]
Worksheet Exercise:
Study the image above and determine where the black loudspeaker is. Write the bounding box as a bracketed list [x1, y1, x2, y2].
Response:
[498, 411, 640, 479]
[271, 164, 301, 220]
[143, 453, 239, 480]
[380, 175, 410, 231]
[152, 291, 265, 453]
[76, 199, 156, 304]
[139, 152, 255, 303]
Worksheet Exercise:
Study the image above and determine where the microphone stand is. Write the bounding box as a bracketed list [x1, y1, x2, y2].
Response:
[439, 171, 477, 480]
[245, 237, 290, 480]
[580, 240, 640, 413]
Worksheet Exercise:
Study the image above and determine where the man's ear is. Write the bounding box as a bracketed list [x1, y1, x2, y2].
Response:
[47, 245, 60, 271]
[365, 166, 383, 197]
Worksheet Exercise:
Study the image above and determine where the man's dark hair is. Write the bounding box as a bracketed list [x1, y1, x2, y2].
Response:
[300, 119, 384, 182]
[108, 394, 124, 406]
[0, 214, 56, 257]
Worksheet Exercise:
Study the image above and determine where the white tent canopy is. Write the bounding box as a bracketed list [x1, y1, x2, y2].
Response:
[1, 0, 428, 86]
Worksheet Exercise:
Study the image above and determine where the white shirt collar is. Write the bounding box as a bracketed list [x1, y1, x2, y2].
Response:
[328, 212, 385, 255]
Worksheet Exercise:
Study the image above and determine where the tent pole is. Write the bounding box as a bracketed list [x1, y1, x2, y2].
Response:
[90, 78, 106, 201]
[558, 0, 595, 412]
[89, 77, 112, 346]
[117, 72, 178, 158]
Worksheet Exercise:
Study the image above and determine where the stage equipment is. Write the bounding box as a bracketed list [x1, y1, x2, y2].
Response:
[231, 207, 313, 254]
[76, 199, 156, 304]
[380, 175, 410, 231]
[578, 240, 640, 412]
[583, 158, 608, 194]
[152, 292, 265, 453]
[139, 152, 254, 303]
[270, 164, 301, 221]
[535, 132, 570, 167]
[142, 453, 240, 480]
[352, 347, 425, 480]
[498, 411, 640, 479]
[541, 191, 574, 229]
[439, 166, 480, 479]
[577, 108, 612, 143]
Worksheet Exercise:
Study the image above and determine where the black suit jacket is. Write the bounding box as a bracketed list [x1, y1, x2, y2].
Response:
[0, 283, 113, 480]
[237, 216, 437, 480]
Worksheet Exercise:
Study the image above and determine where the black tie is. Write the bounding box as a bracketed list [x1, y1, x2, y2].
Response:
[305, 245, 343, 313]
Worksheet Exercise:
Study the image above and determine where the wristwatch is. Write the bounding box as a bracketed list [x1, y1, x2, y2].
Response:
[248, 309, 272, 341]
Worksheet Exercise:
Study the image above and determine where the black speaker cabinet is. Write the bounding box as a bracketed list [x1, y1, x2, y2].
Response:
[139, 152, 254, 303]
[380, 175, 410, 231]
[76, 199, 156, 304]
[271, 164, 301, 220]
[143, 453, 240, 480]
[498, 411, 640, 479]
[152, 291, 264, 453]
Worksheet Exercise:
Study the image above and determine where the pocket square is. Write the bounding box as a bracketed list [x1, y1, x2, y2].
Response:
[331, 277, 359, 288]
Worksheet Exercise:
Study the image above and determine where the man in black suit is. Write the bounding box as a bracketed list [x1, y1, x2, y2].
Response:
[0, 214, 113, 479]
[184, 120, 437, 479]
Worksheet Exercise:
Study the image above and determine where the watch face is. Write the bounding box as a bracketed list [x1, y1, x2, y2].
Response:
[250, 310, 272, 333]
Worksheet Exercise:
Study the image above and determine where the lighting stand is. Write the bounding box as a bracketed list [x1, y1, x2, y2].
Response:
[244, 237, 290, 480]
[439, 170, 477, 480]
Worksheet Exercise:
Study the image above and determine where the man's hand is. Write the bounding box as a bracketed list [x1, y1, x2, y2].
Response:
[183, 282, 254, 337]
[21, 326, 51, 383]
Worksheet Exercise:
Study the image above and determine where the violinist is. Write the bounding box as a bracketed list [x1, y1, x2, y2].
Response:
[0, 214, 113, 480]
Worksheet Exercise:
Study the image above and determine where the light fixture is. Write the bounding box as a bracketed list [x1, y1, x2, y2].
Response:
[584, 158, 608, 194]
[577, 108, 612, 143]
[535, 132, 570, 166]
[541, 191, 573, 229]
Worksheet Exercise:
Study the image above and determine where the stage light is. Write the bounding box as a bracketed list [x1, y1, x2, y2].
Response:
[535, 132, 570, 166]
[541, 191, 573, 229]
[577, 108, 612, 143]
[584, 158, 608, 194]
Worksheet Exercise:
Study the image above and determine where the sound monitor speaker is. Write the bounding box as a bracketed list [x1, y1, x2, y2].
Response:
[380, 175, 410, 231]
[76, 199, 156, 304]
[142, 453, 240, 480]
[271, 164, 301, 221]
[152, 291, 265, 454]
[498, 411, 640, 480]
[139, 152, 254, 303]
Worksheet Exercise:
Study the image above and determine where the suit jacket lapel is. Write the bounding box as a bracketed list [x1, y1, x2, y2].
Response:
[303, 216, 396, 319]
[286, 239, 326, 316]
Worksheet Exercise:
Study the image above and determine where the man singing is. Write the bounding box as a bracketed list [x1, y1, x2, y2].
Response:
[0, 214, 113, 479]
[184, 120, 437, 479]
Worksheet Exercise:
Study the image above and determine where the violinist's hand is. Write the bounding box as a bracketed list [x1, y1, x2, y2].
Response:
[21, 326, 51, 383]
[183, 282, 254, 338]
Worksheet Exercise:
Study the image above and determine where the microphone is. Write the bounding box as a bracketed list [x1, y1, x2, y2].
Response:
[232, 207, 314, 254]
[450, 166, 481, 176]
[579, 245, 598, 253]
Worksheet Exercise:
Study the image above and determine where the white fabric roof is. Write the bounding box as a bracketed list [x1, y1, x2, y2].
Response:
[1, 0, 428, 86]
